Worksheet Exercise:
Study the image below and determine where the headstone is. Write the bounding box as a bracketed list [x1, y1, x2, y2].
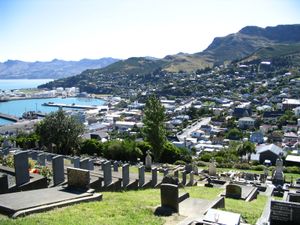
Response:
[288, 193, 300, 203]
[182, 170, 187, 185]
[113, 161, 118, 172]
[209, 158, 217, 176]
[0, 173, 9, 194]
[122, 164, 130, 187]
[185, 164, 193, 173]
[174, 170, 179, 178]
[273, 155, 284, 186]
[225, 184, 242, 199]
[37, 153, 46, 166]
[160, 183, 179, 212]
[145, 150, 152, 172]
[163, 169, 168, 177]
[270, 200, 300, 225]
[2, 138, 11, 148]
[52, 155, 65, 186]
[192, 164, 199, 175]
[2, 147, 9, 156]
[138, 165, 145, 187]
[88, 159, 94, 171]
[103, 161, 112, 186]
[30, 151, 38, 160]
[152, 167, 157, 187]
[189, 171, 194, 185]
[73, 157, 80, 168]
[245, 173, 254, 181]
[67, 167, 90, 189]
[80, 158, 89, 170]
[14, 151, 30, 186]
[46, 153, 54, 162]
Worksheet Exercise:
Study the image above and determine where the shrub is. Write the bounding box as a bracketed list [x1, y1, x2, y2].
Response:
[199, 153, 213, 162]
[251, 165, 265, 171]
[80, 139, 103, 156]
[234, 163, 251, 170]
[174, 160, 186, 165]
[218, 162, 233, 168]
[284, 166, 300, 174]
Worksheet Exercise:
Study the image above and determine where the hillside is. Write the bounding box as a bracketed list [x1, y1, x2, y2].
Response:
[0, 58, 119, 79]
[40, 24, 300, 91]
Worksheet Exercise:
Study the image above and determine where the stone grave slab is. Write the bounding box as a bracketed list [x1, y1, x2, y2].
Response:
[0, 186, 102, 218]
[270, 200, 300, 225]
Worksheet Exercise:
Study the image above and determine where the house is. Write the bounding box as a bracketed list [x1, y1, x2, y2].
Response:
[191, 130, 205, 138]
[255, 144, 283, 165]
[282, 99, 300, 110]
[283, 132, 298, 146]
[285, 155, 300, 167]
[232, 107, 252, 118]
[238, 117, 255, 129]
[262, 111, 284, 123]
[250, 131, 264, 144]
[294, 106, 300, 117]
[200, 125, 212, 133]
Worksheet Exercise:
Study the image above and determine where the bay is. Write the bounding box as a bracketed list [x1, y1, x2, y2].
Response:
[0, 79, 53, 90]
[0, 97, 105, 126]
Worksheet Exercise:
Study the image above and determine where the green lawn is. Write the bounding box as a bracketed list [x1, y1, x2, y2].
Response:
[0, 186, 267, 225]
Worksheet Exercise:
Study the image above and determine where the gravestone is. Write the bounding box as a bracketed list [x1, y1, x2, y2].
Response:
[52, 155, 65, 186]
[80, 158, 89, 170]
[145, 150, 152, 172]
[88, 159, 94, 171]
[122, 164, 130, 187]
[209, 158, 217, 176]
[152, 167, 157, 187]
[14, 151, 30, 186]
[245, 173, 254, 181]
[138, 165, 145, 187]
[113, 161, 118, 172]
[73, 157, 80, 168]
[288, 193, 300, 203]
[163, 169, 168, 177]
[103, 161, 112, 186]
[185, 164, 193, 173]
[182, 170, 187, 185]
[46, 153, 54, 162]
[37, 153, 46, 166]
[189, 171, 194, 185]
[0, 174, 9, 194]
[30, 151, 38, 160]
[226, 184, 242, 199]
[160, 183, 179, 212]
[67, 167, 90, 189]
[270, 200, 300, 225]
[174, 170, 179, 178]
[2, 138, 11, 148]
[273, 155, 284, 186]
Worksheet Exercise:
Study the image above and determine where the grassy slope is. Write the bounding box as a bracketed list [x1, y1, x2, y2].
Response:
[0, 186, 267, 225]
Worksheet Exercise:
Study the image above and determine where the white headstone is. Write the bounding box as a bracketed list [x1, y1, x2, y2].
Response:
[209, 158, 217, 176]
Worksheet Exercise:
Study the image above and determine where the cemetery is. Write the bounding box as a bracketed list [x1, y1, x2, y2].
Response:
[0, 144, 300, 225]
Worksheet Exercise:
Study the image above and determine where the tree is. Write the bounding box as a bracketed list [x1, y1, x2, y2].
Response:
[35, 109, 85, 155]
[226, 128, 243, 140]
[237, 141, 255, 162]
[80, 139, 103, 156]
[142, 95, 166, 161]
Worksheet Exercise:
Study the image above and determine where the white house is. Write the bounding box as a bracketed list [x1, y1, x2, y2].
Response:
[238, 117, 255, 129]
[294, 106, 300, 117]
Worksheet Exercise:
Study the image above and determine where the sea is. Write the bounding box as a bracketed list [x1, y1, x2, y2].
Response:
[0, 79, 105, 126]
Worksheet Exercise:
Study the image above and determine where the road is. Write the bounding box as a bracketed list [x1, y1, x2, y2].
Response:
[177, 117, 211, 142]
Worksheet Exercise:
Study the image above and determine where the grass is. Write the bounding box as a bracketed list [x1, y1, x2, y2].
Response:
[0, 186, 267, 225]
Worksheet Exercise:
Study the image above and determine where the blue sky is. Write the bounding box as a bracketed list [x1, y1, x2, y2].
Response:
[1, 0, 300, 62]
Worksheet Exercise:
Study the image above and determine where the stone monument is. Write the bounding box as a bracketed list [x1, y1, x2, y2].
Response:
[145, 150, 152, 172]
[272, 154, 284, 186]
[208, 158, 217, 176]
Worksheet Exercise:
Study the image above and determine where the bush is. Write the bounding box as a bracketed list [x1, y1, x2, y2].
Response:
[284, 166, 300, 174]
[174, 160, 186, 165]
[80, 139, 103, 156]
[234, 163, 251, 170]
[160, 142, 191, 164]
[251, 165, 265, 171]
[199, 152, 213, 162]
[218, 162, 233, 168]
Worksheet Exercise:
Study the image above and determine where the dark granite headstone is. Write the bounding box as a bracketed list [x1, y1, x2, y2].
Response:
[226, 184, 242, 199]
[288, 193, 300, 203]
[80, 158, 89, 170]
[52, 155, 65, 186]
[67, 167, 90, 189]
[37, 153, 46, 166]
[73, 157, 80, 168]
[122, 164, 129, 187]
[14, 151, 30, 186]
[138, 165, 145, 187]
[0, 174, 9, 194]
[182, 170, 186, 185]
[270, 200, 300, 225]
[103, 161, 112, 186]
[152, 167, 157, 187]
[160, 183, 179, 212]
[113, 161, 118, 172]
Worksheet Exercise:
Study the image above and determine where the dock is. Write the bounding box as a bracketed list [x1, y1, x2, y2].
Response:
[42, 102, 98, 110]
[0, 113, 20, 122]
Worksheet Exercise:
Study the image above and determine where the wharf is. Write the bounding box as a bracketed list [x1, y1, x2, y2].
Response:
[42, 102, 98, 110]
[0, 113, 20, 122]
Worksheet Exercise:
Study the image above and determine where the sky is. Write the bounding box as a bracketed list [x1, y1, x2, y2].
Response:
[1, 0, 300, 62]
